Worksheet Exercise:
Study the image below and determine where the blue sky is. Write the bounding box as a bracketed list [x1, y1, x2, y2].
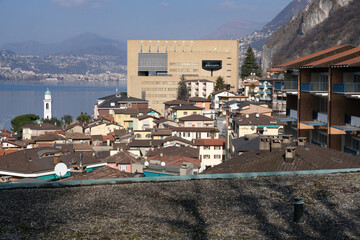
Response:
[0, 0, 292, 44]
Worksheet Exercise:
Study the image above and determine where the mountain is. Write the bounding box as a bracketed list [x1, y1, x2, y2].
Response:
[202, 19, 264, 40]
[261, 0, 359, 71]
[1, 32, 126, 62]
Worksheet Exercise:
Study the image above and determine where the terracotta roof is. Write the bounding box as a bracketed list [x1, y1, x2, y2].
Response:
[152, 129, 172, 136]
[114, 108, 157, 115]
[129, 140, 163, 147]
[61, 166, 138, 181]
[2, 140, 26, 148]
[73, 144, 93, 150]
[302, 46, 360, 68]
[188, 97, 211, 102]
[193, 138, 226, 146]
[33, 133, 65, 142]
[137, 115, 158, 121]
[147, 146, 199, 159]
[169, 126, 219, 133]
[22, 123, 62, 131]
[147, 155, 201, 168]
[267, 68, 285, 72]
[277, 45, 354, 68]
[91, 135, 103, 142]
[332, 55, 360, 67]
[203, 143, 360, 174]
[172, 105, 203, 111]
[178, 114, 214, 122]
[106, 150, 141, 164]
[65, 132, 91, 140]
[162, 136, 194, 146]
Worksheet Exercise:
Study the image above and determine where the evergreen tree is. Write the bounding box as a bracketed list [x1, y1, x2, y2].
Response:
[42, 117, 61, 126]
[177, 75, 189, 101]
[11, 114, 39, 133]
[241, 46, 262, 78]
[214, 76, 226, 91]
[61, 115, 73, 125]
[76, 112, 91, 123]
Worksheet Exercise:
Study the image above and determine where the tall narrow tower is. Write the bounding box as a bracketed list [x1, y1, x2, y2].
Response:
[43, 88, 52, 119]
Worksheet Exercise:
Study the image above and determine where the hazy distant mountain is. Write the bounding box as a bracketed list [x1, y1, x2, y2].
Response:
[202, 19, 264, 40]
[0, 32, 126, 63]
[262, 0, 359, 71]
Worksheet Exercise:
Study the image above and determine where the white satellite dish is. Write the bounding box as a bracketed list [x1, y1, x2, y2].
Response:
[246, 114, 249, 118]
[263, 127, 268, 131]
[256, 113, 260, 118]
[161, 162, 166, 167]
[144, 161, 149, 166]
[54, 163, 67, 177]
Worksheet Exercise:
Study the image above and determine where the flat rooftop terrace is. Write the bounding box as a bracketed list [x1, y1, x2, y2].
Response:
[1, 172, 360, 239]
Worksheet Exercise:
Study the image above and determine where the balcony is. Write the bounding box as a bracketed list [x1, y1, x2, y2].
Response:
[274, 82, 283, 91]
[301, 82, 328, 92]
[333, 82, 360, 94]
[283, 81, 298, 91]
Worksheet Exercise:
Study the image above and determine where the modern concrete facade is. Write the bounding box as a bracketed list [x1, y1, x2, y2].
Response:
[127, 40, 239, 115]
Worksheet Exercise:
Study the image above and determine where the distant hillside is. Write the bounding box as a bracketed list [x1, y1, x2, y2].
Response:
[202, 19, 264, 40]
[262, 0, 359, 70]
[0, 33, 127, 65]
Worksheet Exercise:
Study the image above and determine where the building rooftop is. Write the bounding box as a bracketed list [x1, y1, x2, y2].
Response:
[172, 105, 203, 111]
[193, 138, 226, 146]
[0, 172, 359, 239]
[188, 97, 211, 102]
[233, 113, 282, 126]
[97, 94, 148, 109]
[178, 114, 214, 122]
[22, 123, 62, 131]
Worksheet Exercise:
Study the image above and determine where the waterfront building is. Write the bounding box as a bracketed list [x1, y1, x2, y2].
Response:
[127, 40, 239, 114]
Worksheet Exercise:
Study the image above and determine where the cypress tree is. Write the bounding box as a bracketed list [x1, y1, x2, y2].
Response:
[177, 75, 189, 101]
[214, 76, 226, 91]
[241, 46, 262, 78]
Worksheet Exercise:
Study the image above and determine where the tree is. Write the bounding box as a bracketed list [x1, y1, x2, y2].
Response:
[11, 114, 39, 133]
[241, 46, 262, 78]
[214, 76, 226, 91]
[42, 117, 61, 126]
[177, 75, 189, 101]
[209, 128, 217, 139]
[61, 115, 73, 125]
[76, 112, 91, 123]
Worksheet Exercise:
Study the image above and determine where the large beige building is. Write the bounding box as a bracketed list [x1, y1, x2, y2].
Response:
[127, 40, 239, 115]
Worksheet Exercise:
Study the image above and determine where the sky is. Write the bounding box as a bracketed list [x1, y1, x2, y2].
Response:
[0, 0, 292, 45]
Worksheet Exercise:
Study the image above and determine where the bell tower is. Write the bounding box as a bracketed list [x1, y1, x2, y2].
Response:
[43, 88, 52, 119]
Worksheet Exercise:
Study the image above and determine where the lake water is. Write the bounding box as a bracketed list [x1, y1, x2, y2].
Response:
[0, 80, 126, 130]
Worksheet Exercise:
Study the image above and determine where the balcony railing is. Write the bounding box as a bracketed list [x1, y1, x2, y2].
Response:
[333, 82, 360, 93]
[301, 82, 328, 92]
[283, 81, 298, 90]
[274, 82, 283, 91]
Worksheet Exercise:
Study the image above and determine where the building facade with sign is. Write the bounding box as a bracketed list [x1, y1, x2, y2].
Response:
[127, 40, 239, 115]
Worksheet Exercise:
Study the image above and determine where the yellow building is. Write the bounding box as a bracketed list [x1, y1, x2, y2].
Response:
[127, 40, 239, 115]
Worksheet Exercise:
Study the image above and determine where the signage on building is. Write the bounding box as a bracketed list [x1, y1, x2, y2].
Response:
[202, 60, 222, 70]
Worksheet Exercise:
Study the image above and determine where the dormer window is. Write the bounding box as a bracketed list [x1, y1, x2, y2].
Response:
[110, 102, 115, 107]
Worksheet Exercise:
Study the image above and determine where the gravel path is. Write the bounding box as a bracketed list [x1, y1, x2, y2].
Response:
[1, 173, 360, 239]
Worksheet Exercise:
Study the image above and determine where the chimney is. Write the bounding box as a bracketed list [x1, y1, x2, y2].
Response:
[284, 147, 296, 163]
[297, 137, 307, 146]
[271, 136, 282, 151]
[282, 135, 293, 144]
[259, 136, 271, 151]
[54, 156, 60, 164]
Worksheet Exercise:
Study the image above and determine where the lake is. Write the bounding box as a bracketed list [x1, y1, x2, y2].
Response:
[0, 80, 126, 130]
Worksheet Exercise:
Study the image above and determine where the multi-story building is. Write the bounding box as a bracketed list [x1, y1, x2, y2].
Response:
[186, 79, 214, 98]
[276, 45, 360, 154]
[127, 40, 239, 115]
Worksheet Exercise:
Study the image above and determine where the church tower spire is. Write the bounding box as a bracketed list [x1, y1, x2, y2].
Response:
[43, 88, 52, 119]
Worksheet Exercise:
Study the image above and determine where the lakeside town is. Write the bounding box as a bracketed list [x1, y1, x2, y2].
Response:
[1, 0, 360, 239]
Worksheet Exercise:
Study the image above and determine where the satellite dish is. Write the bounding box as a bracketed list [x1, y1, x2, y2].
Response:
[256, 113, 260, 118]
[251, 126, 255, 130]
[54, 163, 67, 177]
[161, 162, 166, 167]
[144, 161, 149, 166]
[264, 127, 268, 131]
[246, 114, 249, 118]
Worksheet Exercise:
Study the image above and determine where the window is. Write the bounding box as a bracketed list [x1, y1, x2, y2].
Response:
[145, 134, 152, 138]
[214, 146, 221, 150]
[197, 123, 201, 127]
[204, 146, 210, 150]
[46, 103, 49, 109]
[187, 123, 192, 127]
[120, 165, 127, 171]
[184, 112, 188, 115]
[135, 134, 141, 138]
[214, 155, 221, 159]
[203, 155, 210, 159]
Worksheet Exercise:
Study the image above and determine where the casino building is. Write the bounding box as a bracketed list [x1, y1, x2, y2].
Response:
[127, 40, 239, 115]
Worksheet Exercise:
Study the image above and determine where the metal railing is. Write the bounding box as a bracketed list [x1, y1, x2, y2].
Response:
[284, 81, 298, 90]
[301, 82, 328, 92]
[333, 82, 360, 93]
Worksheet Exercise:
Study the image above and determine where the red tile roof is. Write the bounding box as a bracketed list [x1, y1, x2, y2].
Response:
[277, 45, 354, 68]
[302, 46, 360, 68]
[332, 55, 360, 67]
[193, 139, 226, 146]
[267, 68, 285, 72]
[148, 155, 201, 168]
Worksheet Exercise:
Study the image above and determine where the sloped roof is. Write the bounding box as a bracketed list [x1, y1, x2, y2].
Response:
[277, 45, 354, 68]
[332, 55, 360, 67]
[163, 99, 191, 105]
[147, 155, 201, 168]
[231, 136, 260, 152]
[61, 166, 139, 181]
[162, 136, 194, 146]
[105, 150, 141, 164]
[22, 123, 62, 131]
[193, 138, 225, 146]
[203, 143, 360, 174]
[65, 132, 91, 140]
[147, 145, 199, 159]
[188, 97, 211, 102]
[169, 126, 219, 133]
[178, 114, 214, 122]
[98, 95, 148, 109]
[172, 105, 203, 111]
